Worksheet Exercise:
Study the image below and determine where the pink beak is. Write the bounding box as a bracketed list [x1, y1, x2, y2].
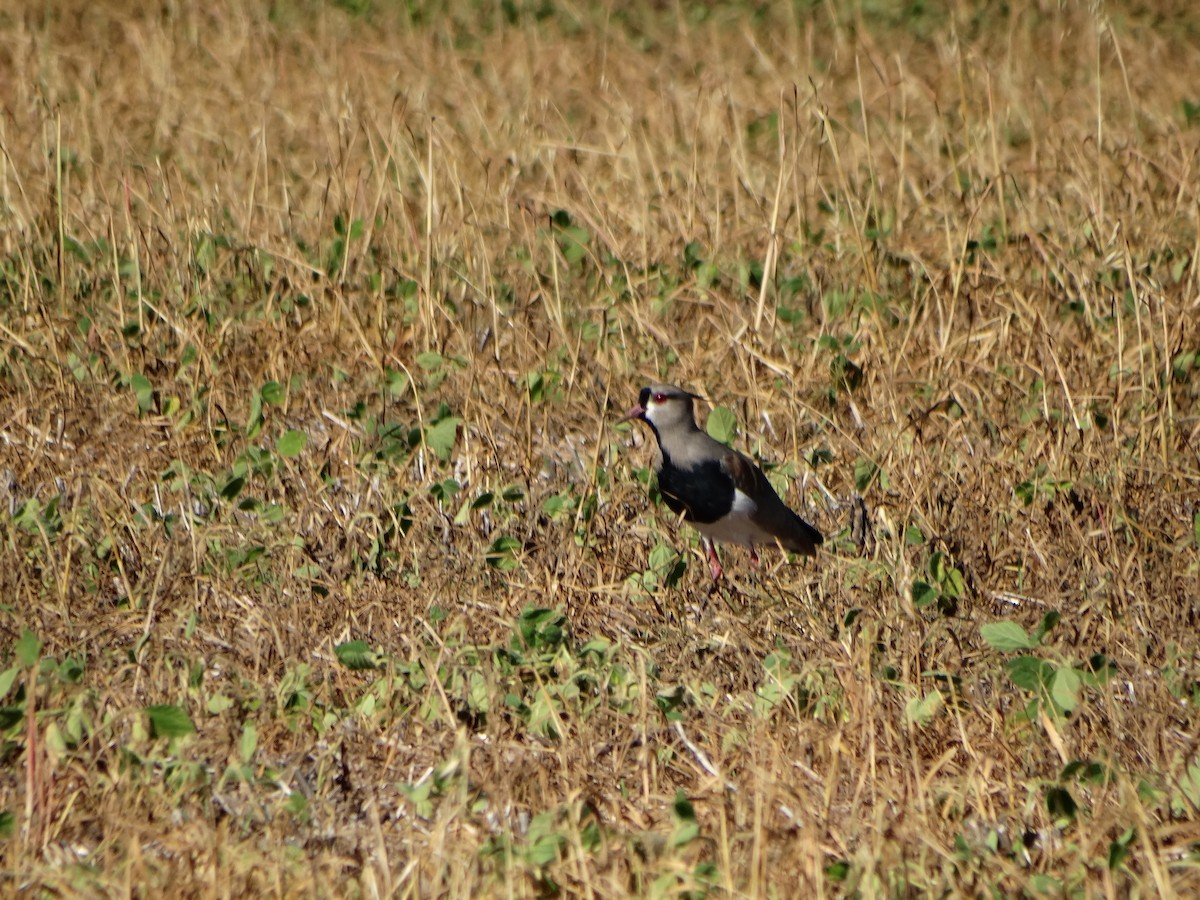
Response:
[619, 404, 646, 423]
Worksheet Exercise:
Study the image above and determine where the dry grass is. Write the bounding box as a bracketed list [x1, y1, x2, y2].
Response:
[1, 0, 1199, 895]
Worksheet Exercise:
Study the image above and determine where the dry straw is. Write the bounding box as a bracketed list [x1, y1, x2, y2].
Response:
[0, 2, 1198, 895]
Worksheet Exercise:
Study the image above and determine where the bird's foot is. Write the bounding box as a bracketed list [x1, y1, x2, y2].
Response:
[750, 547, 760, 567]
[704, 539, 723, 580]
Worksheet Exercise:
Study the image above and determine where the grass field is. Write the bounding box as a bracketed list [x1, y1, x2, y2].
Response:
[2, 1, 1199, 895]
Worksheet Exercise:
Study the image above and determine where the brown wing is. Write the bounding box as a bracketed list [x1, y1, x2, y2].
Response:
[720, 450, 823, 555]
[720, 449, 772, 499]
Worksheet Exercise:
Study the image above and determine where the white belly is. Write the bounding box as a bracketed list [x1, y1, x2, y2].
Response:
[693, 489, 777, 548]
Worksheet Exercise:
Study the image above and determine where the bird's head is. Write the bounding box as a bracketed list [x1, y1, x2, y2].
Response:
[620, 384, 703, 433]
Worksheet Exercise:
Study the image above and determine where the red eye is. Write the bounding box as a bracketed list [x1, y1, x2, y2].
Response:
[652, 392, 667, 403]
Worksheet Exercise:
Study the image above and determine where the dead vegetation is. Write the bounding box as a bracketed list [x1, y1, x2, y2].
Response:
[1, 1, 1199, 895]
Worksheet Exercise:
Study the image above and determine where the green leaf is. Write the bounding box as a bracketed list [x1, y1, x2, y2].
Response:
[980, 621, 1040, 652]
[335, 639, 382, 670]
[67, 352, 89, 382]
[57, 657, 84, 684]
[424, 416, 461, 463]
[1046, 786, 1077, 823]
[219, 475, 245, 500]
[276, 429, 307, 458]
[911, 580, 939, 608]
[398, 779, 435, 818]
[1108, 827, 1135, 870]
[1074, 761, 1110, 784]
[526, 811, 566, 865]
[1014, 480, 1035, 505]
[415, 351, 444, 370]
[647, 542, 677, 573]
[1034, 610, 1061, 641]
[430, 478, 459, 503]
[762, 649, 792, 676]
[246, 388, 264, 435]
[239, 721, 257, 764]
[452, 497, 472, 526]
[487, 536, 522, 571]
[670, 790, 700, 847]
[146, 704, 196, 739]
[705, 406, 737, 445]
[905, 690, 944, 727]
[131, 372, 154, 414]
[1081, 653, 1117, 687]
[832, 353, 864, 391]
[542, 492, 575, 518]
[853, 457, 879, 492]
[1051, 666, 1082, 712]
[15, 630, 41, 667]
[942, 567, 965, 598]
[466, 671, 489, 714]
[1007, 656, 1055, 692]
[825, 860, 850, 882]
[1177, 762, 1200, 813]
[514, 606, 566, 651]
[385, 369, 409, 397]
[0, 666, 19, 701]
[670, 818, 701, 849]
[655, 685, 686, 718]
[527, 371, 546, 403]
[260, 381, 285, 405]
[551, 210, 591, 265]
[1029, 875, 1061, 894]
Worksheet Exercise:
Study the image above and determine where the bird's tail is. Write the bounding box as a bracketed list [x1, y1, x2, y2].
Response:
[785, 514, 824, 555]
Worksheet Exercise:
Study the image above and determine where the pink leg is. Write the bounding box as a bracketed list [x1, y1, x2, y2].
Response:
[703, 538, 723, 580]
[749, 546, 760, 567]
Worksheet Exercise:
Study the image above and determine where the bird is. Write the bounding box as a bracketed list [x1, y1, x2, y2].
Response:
[620, 384, 823, 580]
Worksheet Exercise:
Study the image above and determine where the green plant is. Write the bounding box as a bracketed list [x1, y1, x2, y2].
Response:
[980, 613, 1117, 720]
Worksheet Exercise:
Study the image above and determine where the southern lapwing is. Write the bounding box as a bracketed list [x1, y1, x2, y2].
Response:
[621, 384, 823, 580]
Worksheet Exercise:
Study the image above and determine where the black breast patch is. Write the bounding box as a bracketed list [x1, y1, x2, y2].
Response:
[656, 456, 734, 525]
